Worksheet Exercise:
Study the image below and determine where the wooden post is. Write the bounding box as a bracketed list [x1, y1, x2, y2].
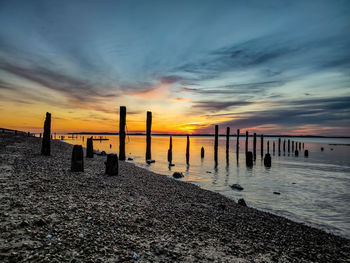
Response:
[245, 131, 248, 155]
[86, 137, 94, 158]
[278, 138, 281, 156]
[303, 143, 304, 149]
[214, 125, 218, 166]
[201, 147, 205, 158]
[295, 149, 299, 157]
[146, 111, 152, 161]
[71, 145, 84, 172]
[27, 132, 30, 137]
[253, 133, 257, 160]
[260, 134, 264, 158]
[2, 129, 4, 133]
[299, 142, 301, 150]
[304, 150, 309, 157]
[264, 153, 271, 167]
[288, 139, 290, 153]
[236, 129, 240, 161]
[167, 136, 173, 165]
[41, 112, 51, 156]
[105, 154, 119, 176]
[267, 141, 270, 154]
[246, 151, 253, 167]
[226, 127, 230, 163]
[283, 140, 286, 154]
[273, 141, 275, 154]
[14, 130, 17, 135]
[119, 106, 126, 161]
[292, 141, 294, 152]
[186, 135, 190, 165]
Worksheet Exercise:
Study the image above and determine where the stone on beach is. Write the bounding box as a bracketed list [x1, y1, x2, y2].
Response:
[172, 172, 184, 179]
[231, 184, 244, 191]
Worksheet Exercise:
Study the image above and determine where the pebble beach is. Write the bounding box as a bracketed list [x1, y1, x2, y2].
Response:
[0, 132, 349, 262]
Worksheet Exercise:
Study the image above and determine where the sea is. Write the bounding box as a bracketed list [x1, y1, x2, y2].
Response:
[56, 134, 350, 239]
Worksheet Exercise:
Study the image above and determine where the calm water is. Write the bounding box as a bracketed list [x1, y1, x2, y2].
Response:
[57, 134, 350, 238]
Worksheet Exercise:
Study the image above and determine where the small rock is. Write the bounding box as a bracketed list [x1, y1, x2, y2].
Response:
[127, 157, 134, 161]
[238, 198, 247, 207]
[273, 192, 281, 195]
[132, 252, 139, 260]
[34, 218, 46, 227]
[19, 220, 30, 227]
[172, 172, 184, 179]
[78, 233, 84, 238]
[231, 184, 244, 191]
[46, 234, 52, 239]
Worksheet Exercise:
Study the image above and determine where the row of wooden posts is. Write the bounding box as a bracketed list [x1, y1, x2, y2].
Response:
[32, 108, 310, 175]
[117, 106, 309, 169]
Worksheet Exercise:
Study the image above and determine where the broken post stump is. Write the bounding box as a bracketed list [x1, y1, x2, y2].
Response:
[214, 125, 218, 166]
[119, 106, 126, 161]
[295, 150, 299, 157]
[41, 112, 51, 156]
[264, 153, 271, 167]
[86, 137, 94, 158]
[146, 111, 152, 161]
[201, 147, 205, 158]
[105, 154, 119, 176]
[71, 145, 84, 172]
[246, 151, 253, 167]
[304, 150, 309, 157]
[186, 135, 190, 165]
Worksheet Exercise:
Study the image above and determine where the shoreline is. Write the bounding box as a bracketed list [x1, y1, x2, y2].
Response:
[1, 133, 349, 262]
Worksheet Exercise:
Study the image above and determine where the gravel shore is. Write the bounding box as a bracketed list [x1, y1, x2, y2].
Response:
[0, 133, 349, 262]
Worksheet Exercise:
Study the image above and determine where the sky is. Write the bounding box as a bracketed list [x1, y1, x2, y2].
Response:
[0, 0, 349, 135]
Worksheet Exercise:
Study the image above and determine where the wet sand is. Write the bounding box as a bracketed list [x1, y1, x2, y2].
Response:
[0, 132, 349, 262]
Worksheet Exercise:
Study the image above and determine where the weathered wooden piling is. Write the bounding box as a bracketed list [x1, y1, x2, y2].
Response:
[86, 137, 94, 158]
[41, 112, 51, 156]
[264, 153, 271, 167]
[226, 127, 230, 163]
[253, 133, 257, 160]
[292, 141, 294, 152]
[288, 139, 290, 153]
[245, 131, 249, 155]
[71, 145, 84, 172]
[295, 149, 299, 157]
[146, 111, 152, 161]
[14, 130, 17, 135]
[283, 140, 286, 154]
[236, 129, 240, 161]
[167, 136, 173, 165]
[2, 129, 4, 133]
[186, 135, 190, 165]
[303, 143, 304, 149]
[267, 141, 270, 154]
[201, 147, 205, 158]
[119, 106, 126, 161]
[214, 125, 218, 166]
[278, 138, 281, 155]
[27, 132, 30, 137]
[105, 154, 119, 176]
[299, 142, 301, 150]
[40, 133, 42, 138]
[246, 151, 253, 167]
[304, 150, 309, 157]
[260, 134, 264, 158]
[273, 141, 275, 154]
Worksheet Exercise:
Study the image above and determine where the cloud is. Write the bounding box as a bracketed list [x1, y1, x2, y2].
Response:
[192, 100, 253, 112]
